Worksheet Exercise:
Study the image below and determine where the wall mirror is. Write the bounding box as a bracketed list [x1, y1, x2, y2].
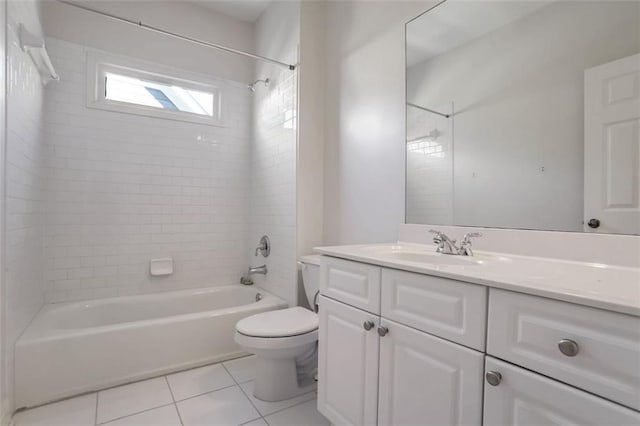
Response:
[405, 0, 640, 235]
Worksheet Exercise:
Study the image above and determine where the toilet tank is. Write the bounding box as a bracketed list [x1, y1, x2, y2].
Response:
[299, 255, 322, 308]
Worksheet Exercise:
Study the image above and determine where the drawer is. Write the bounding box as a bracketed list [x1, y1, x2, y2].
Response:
[381, 269, 486, 350]
[320, 256, 381, 314]
[484, 357, 640, 425]
[488, 289, 640, 410]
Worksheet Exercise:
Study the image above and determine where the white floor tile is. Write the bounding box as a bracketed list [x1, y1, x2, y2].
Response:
[222, 355, 256, 383]
[14, 394, 97, 426]
[102, 405, 181, 426]
[176, 386, 260, 426]
[167, 363, 235, 401]
[264, 399, 330, 426]
[97, 377, 173, 424]
[239, 381, 316, 416]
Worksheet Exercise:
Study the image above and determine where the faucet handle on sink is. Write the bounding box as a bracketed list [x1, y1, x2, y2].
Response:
[461, 232, 482, 242]
[458, 232, 482, 256]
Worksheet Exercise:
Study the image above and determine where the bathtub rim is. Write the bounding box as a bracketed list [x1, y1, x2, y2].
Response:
[17, 285, 285, 344]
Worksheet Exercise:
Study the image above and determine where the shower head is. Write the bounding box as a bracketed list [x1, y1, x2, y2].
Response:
[248, 78, 270, 92]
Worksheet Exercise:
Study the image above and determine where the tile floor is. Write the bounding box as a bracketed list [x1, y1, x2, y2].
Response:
[13, 356, 330, 426]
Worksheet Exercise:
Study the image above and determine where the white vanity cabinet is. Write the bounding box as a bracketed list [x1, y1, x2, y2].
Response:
[318, 258, 486, 426]
[317, 255, 640, 426]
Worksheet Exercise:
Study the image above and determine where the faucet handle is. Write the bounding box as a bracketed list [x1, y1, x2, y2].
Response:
[428, 229, 443, 235]
[461, 232, 482, 243]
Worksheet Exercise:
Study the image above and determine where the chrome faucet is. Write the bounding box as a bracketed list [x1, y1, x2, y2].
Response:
[457, 232, 482, 256]
[429, 230, 482, 256]
[248, 264, 268, 275]
[429, 230, 458, 254]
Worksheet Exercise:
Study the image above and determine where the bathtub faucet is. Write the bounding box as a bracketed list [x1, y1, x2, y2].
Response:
[248, 264, 268, 275]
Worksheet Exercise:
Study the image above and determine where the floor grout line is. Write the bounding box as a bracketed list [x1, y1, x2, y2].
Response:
[171, 383, 240, 404]
[163, 376, 184, 426]
[222, 363, 264, 421]
[96, 402, 176, 425]
[94, 393, 99, 426]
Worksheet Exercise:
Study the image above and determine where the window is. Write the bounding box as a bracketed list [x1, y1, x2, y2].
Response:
[87, 52, 224, 125]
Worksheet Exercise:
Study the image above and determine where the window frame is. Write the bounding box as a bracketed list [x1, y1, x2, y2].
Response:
[86, 51, 226, 126]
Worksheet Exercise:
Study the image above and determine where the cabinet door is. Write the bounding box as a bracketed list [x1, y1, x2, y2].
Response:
[484, 357, 640, 425]
[317, 295, 380, 426]
[378, 318, 484, 426]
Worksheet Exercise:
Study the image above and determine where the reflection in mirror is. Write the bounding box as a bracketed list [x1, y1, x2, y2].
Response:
[406, 1, 640, 235]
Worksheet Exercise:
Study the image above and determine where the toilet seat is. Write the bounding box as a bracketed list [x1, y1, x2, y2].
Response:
[236, 307, 318, 338]
[235, 328, 318, 350]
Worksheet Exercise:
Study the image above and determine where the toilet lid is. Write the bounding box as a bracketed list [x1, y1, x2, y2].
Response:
[236, 307, 318, 337]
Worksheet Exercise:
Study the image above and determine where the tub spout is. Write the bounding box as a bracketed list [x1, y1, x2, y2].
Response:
[248, 265, 267, 275]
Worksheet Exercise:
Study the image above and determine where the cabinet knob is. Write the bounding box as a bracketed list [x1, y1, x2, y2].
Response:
[363, 321, 374, 331]
[558, 339, 579, 357]
[587, 218, 600, 229]
[485, 371, 502, 386]
[377, 326, 389, 337]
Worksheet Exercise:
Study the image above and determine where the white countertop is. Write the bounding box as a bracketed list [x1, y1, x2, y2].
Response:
[314, 243, 640, 316]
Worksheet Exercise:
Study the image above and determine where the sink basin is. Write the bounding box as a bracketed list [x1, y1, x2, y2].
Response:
[361, 245, 483, 266]
[381, 251, 482, 266]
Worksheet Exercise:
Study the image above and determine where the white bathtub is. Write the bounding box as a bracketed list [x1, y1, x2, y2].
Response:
[15, 285, 286, 408]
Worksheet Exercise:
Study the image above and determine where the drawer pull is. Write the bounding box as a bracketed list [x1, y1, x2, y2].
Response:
[377, 326, 389, 337]
[558, 339, 579, 357]
[363, 321, 374, 331]
[485, 371, 502, 386]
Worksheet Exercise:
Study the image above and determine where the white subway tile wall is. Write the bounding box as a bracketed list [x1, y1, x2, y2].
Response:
[248, 67, 298, 306]
[405, 105, 453, 224]
[43, 38, 253, 302]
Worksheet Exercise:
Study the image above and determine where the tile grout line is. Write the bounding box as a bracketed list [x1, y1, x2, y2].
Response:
[221, 362, 266, 424]
[96, 402, 176, 425]
[223, 361, 317, 424]
[164, 376, 184, 426]
[94, 392, 99, 426]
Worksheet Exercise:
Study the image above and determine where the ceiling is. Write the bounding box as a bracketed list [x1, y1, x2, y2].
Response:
[193, 0, 272, 22]
[406, 1, 553, 67]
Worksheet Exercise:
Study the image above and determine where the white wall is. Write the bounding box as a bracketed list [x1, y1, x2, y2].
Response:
[42, 39, 252, 302]
[406, 1, 640, 232]
[248, 1, 299, 307]
[322, 0, 439, 245]
[0, 0, 6, 422]
[41, 0, 255, 83]
[297, 1, 325, 257]
[3, 0, 47, 416]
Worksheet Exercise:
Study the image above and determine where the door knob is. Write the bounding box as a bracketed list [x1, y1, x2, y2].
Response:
[377, 326, 389, 337]
[587, 218, 600, 229]
[558, 339, 579, 357]
[363, 321, 374, 331]
[485, 371, 502, 386]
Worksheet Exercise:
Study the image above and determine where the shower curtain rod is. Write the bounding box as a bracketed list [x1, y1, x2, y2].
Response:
[57, 0, 297, 71]
[407, 102, 451, 118]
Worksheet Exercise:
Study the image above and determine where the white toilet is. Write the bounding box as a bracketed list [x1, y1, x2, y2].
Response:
[234, 254, 321, 402]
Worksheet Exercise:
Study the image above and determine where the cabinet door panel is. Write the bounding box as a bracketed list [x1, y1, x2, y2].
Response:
[320, 256, 381, 314]
[317, 296, 379, 426]
[484, 357, 640, 425]
[382, 268, 487, 350]
[378, 318, 484, 426]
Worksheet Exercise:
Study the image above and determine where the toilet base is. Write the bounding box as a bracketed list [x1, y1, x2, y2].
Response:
[253, 355, 317, 401]
[252, 344, 317, 402]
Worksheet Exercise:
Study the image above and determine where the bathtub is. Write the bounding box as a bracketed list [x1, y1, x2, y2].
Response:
[15, 285, 286, 408]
